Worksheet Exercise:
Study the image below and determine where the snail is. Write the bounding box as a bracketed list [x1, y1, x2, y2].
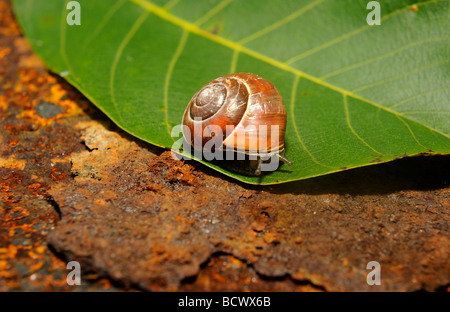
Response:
[181, 73, 292, 176]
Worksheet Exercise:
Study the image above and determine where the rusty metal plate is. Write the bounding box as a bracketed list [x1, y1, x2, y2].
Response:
[48, 120, 450, 291]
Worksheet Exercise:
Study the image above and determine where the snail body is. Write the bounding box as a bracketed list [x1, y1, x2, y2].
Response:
[182, 73, 292, 175]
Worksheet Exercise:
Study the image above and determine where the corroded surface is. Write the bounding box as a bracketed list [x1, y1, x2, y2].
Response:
[1, 0, 449, 292]
[0, 0, 116, 291]
[48, 122, 450, 291]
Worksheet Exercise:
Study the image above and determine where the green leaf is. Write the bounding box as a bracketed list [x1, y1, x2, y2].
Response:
[13, 0, 450, 185]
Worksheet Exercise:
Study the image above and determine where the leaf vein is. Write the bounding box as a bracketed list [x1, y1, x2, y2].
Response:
[401, 110, 450, 114]
[82, 0, 127, 51]
[290, 75, 334, 169]
[238, 0, 324, 45]
[352, 58, 449, 93]
[195, 0, 233, 26]
[389, 86, 449, 110]
[285, 0, 447, 65]
[343, 94, 382, 155]
[164, 29, 189, 140]
[110, 11, 149, 123]
[229, 49, 239, 74]
[395, 115, 430, 151]
[320, 37, 449, 80]
[164, 0, 179, 10]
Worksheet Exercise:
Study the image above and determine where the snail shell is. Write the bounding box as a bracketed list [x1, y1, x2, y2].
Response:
[182, 73, 292, 175]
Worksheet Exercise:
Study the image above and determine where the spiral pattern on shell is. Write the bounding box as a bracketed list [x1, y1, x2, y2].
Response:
[182, 73, 287, 155]
[188, 76, 249, 129]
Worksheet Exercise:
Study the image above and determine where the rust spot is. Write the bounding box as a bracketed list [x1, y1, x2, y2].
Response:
[208, 21, 222, 35]
[50, 167, 66, 181]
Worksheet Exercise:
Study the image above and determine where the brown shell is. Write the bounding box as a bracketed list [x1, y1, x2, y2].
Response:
[182, 73, 287, 155]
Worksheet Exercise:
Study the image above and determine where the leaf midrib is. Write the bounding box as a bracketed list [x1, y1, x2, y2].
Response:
[129, 0, 449, 139]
